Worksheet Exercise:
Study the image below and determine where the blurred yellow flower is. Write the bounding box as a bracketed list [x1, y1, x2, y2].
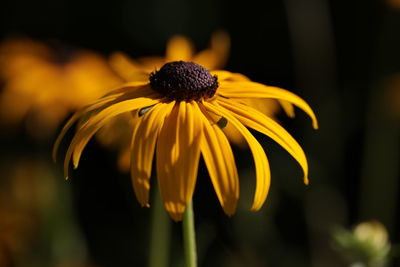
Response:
[386, 0, 400, 9]
[383, 73, 400, 118]
[110, 31, 230, 82]
[54, 60, 317, 221]
[0, 38, 123, 137]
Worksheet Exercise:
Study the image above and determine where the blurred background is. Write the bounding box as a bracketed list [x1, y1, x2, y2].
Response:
[0, 0, 399, 266]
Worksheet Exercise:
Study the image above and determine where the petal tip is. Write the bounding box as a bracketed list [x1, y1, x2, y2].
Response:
[312, 120, 319, 130]
[169, 213, 183, 222]
[52, 153, 57, 163]
[250, 205, 261, 212]
[223, 205, 237, 217]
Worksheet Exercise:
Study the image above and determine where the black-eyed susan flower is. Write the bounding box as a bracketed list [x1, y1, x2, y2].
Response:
[0, 38, 123, 137]
[109, 32, 284, 119]
[94, 33, 233, 172]
[101, 33, 286, 171]
[54, 60, 317, 221]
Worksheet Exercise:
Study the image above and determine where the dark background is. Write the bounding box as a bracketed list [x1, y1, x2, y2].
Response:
[0, 0, 399, 266]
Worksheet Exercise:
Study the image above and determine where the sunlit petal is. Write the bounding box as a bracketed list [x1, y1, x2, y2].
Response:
[53, 85, 156, 162]
[218, 81, 318, 129]
[131, 102, 175, 207]
[53, 94, 120, 162]
[211, 70, 250, 82]
[166, 36, 194, 62]
[232, 98, 280, 117]
[193, 31, 230, 70]
[109, 52, 150, 82]
[199, 105, 239, 215]
[204, 101, 271, 211]
[156, 101, 202, 221]
[217, 98, 310, 184]
[279, 100, 295, 118]
[63, 97, 160, 179]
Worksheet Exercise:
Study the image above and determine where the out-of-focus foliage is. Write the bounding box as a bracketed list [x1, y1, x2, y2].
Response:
[333, 221, 392, 267]
[0, 0, 399, 266]
[0, 158, 88, 266]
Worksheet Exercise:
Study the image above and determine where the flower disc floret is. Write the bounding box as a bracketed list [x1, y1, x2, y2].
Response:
[149, 61, 218, 101]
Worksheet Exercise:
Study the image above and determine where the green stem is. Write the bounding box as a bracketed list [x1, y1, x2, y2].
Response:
[183, 201, 197, 267]
[149, 187, 171, 267]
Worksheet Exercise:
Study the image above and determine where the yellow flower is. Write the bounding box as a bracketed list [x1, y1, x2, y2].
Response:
[109, 32, 283, 120]
[54, 60, 318, 221]
[0, 38, 123, 136]
[94, 32, 233, 171]
[100, 32, 284, 172]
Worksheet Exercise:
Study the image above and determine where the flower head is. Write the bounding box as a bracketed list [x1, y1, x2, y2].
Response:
[96, 33, 232, 172]
[54, 58, 317, 221]
[101, 33, 284, 171]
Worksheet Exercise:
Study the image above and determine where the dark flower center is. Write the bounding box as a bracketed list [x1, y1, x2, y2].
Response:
[149, 61, 218, 101]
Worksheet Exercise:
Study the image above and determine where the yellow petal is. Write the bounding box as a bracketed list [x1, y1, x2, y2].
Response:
[63, 97, 160, 179]
[217, 98, 310, 184]
[217, 81, 318, 129]
[211, 70, 250, 82]
[166, 36, 194, 62]
[71, 97, 160, 167]
[279, 100, 295, 118]
[95, 112, 135, 149]
[117, 147, 131, 173]
[53, 94, 120, 162]
[103, 81, 152, 97]
[53, 85, 156, 162]
[199, 106, 239, 215]
[222, 119, 248, 148]
[109, 52, 150, 82]
[156, 101, 202, 221]
[203, 101, 271, 211]
[136, 56, 165, 71]
[233, 98, 280, 117]
[95, 111, 137, 173]
[130, 102, 175, 207]
[193, 31, 230, 70]
[197, 101, 247, 147]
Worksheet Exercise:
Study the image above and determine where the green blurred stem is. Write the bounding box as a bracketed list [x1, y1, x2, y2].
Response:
[149, 186, 171, 267]
[183, 201, 197, 267]
[359, 87, 399, 233]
